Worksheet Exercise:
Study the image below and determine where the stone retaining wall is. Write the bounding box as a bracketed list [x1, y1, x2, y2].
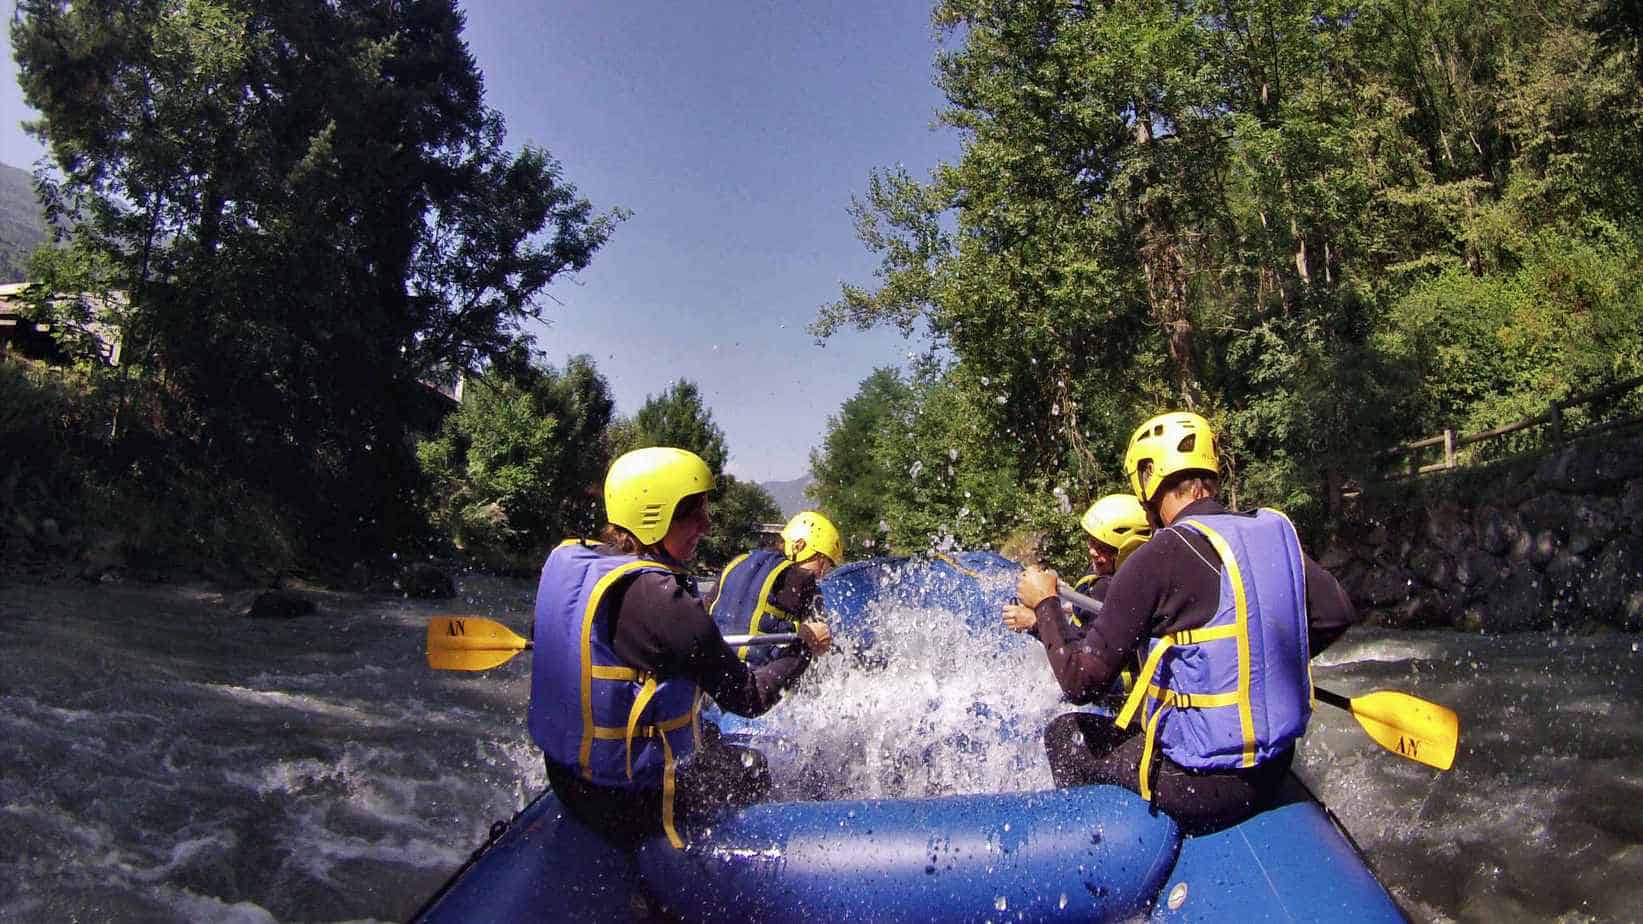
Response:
[1322, 433, 1643, 632]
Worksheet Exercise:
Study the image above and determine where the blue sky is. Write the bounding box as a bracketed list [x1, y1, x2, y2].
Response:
[1, 2, 961, 482]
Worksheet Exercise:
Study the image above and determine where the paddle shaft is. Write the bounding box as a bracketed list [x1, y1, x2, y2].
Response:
[1314, 687, 1351, 711]
[1055, 580, 1103, 615]
[497, 631, 802, 652]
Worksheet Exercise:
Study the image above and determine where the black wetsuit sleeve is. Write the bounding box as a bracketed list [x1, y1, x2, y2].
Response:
[1087, 576, 1112, 605]
[1303, 553, 1358, 656]
[767, 566, 823, 621]
[1036, 558, 1157, 703]
[609, 571, 810, 717]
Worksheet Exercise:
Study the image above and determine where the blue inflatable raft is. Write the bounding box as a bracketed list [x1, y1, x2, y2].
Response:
[416, 552, 1406, 923]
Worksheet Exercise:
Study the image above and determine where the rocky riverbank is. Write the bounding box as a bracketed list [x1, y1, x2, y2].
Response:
[1326, 433, 1643, 632]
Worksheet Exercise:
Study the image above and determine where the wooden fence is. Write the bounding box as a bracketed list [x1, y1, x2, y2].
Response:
[1374, 374, 1643, 481]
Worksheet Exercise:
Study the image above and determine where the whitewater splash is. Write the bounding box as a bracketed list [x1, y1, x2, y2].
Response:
[748, 603, 1069, 800]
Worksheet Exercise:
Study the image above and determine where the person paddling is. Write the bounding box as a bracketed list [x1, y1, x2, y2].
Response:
[1018, 412, 1359, 834]
[1002, 493, 1152, 635]
[527, 447, 831, 849]
[707, 511, 842, 666]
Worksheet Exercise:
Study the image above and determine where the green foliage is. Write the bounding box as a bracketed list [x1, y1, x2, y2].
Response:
[696, 476, 782, 571]
[816, 0, 1643, 548]
[1379, 231, 1643, 440]
[813, 363, 1100, 573]
[11, 0, 624, 563]
[1, 355, 294, 574]
[610, 380, 730, 474]
[417, 350, 615, 569]
[808, 368, 913, 555]
[20, 241, 129, 366]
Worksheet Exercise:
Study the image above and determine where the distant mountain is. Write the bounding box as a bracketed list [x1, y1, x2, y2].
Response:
[759, 475, 814, 520]
[0, 163, 49, 283]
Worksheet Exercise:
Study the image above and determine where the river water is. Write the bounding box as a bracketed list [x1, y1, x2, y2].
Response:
[1, 573, 1638, 923]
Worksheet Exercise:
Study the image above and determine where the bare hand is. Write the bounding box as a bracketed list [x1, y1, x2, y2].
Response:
[798, 620, 832, 656]
[1002, 603, 1038, 633]
[1017, 567, 1059, 608]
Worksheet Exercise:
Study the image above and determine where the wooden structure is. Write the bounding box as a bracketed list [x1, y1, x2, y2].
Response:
[1375, 374, 1643, 480]
[0, 281, 125, 366]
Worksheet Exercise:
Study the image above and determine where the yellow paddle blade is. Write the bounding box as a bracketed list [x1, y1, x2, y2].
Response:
[426, 616, 529, 672]
[1347, 690, 1458, 771]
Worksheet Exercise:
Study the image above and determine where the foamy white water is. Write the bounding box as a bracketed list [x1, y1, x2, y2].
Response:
[2, 576, 1640, 922]
[742, 602, 1071, 800]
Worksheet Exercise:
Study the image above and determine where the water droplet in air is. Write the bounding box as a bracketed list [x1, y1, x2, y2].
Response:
[995, 896, 1008, 911]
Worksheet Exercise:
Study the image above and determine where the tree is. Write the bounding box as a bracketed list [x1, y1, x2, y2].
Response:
[818, 0, 1641, 539]
[12, 0, 625, 561]
[610, 379, 776, 569]
[808, 367, 912, 554]
[417, 348, 615, 567]
[610, 380, 730, 474]
[695, 476, 782, 571]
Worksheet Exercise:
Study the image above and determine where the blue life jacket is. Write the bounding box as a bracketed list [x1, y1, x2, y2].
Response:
[528, 540, 702, 845]
[709, 549, 795, 664]
[1115, 510, 1312, 799]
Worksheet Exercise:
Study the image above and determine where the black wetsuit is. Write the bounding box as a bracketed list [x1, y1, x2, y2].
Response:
[1073, 571, 1112, 604]
[1033, 498, 1358, 833]
[546, 548, 812, 846]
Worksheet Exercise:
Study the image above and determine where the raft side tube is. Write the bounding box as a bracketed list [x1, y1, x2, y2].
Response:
[819, 551, 1022, 643]
[1148, 778, 1406, 923]
[637, 784, 1182, 924]
[415, 790, 652, 924]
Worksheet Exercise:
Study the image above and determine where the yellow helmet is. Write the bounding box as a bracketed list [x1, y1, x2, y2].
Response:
[1080, 493, 1153, 555]
[1124, 411, 1219, 504]
[604, 447, 714, 545]
[781, 511, 844, 566]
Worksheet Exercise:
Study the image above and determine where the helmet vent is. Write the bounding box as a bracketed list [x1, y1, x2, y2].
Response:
[1178, 434, 1196, 453]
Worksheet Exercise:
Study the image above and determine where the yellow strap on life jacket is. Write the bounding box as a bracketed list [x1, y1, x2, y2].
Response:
[661, 728, 683, 849]
[577, 558, 682, 781]
[1115, 637, 1175, 730]
[739, 559, 794, 658]
[1114, 602, 1249, 799]
[1143, 685, 1243, 709]
[1066, 574, 1101, 629]
[1116, 624, 1242, 729]
[590, 665, 640, 681]
[618, 676, 701, 780]
[1138, 697, 1165, 801]
[625, 677, 661, 781]
[1179, 519, 1259, 767]
[652, 690, 701, 850]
